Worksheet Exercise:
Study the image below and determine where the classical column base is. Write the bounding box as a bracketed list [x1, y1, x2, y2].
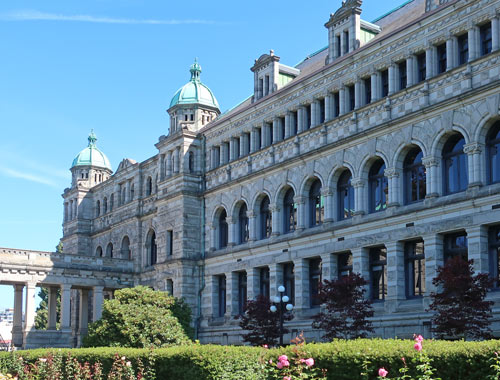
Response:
[12, 326, 23, 347]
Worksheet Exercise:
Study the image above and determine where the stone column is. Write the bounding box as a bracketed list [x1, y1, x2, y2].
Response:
[93, 286, 104, 321]
[173, 147, 180, 173]
[272, 117, 280, 142]
[226, 272, 238, 317]
[371, 72, 379, 102]
[388, 64, 396, 95]
[323, 187, 334, 223]
[468, 25, 479, 62]
[492, 15, 500, 52]
[271, 204, 280, 236]
[250, 129, 256, 153]
[446, 37, 455, 71]
[247, 267, 260, 301]
[284, 112, 291, 138]
[340, 31, 346, 56]
[60, 284, 72, 331]
[406, 56, 415, 87]
[48, 286, 58, 330]
[425, 46, 434, 79]
[311, 100, 319, 127]
[295, 196, 306, 231]
[293, 258, 309, 313]
[24, 282, 36, 331]
[325, 94, 333, 121]
[239, 134, 246, 156]
[422, 234, 443, 303]
[209, 223, 216, 251]
[332, 32, 339, 59]
[12, 284, 23, 347]
[166, 151, 173, 176]
[423, 156, 439, 197]
[385, 168, 400, 206]
[464, 142, 483, 186]
[386, 242, 406, 311]
[354, 80, 362, 109]
[321, 253, 337, 282]
[229, 139, 235, 161]
[339, 87, 346, 115]
[269, 263, 283, 301]
[352, 247, 370, 296]
[297, 106, 305, 133]
[466, 225, 489, 274]
[248, 211, 257, 241]
[227, 217, 236, 247]
[352, 178, 366, 215]
[78, 289, 89, 346]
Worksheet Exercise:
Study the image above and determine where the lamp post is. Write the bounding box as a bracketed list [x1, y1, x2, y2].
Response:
[270, 285, 294, 346]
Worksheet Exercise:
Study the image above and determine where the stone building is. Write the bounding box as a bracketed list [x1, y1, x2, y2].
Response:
[3, 0, 500, 348]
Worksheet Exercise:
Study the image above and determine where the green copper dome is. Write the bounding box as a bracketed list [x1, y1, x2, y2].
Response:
[71, 131, 112, 171]
[169, 59, 219, 110]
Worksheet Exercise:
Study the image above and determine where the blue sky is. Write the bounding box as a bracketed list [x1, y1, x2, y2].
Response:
[0, 0, 406, 309]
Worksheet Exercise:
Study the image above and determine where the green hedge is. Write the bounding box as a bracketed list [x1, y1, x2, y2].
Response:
[1, 339, 500, 379]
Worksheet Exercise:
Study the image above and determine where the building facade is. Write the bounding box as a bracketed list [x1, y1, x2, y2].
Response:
[52, 0, 500, 345]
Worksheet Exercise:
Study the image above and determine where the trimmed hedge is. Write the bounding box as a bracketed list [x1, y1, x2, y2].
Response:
[1, 339, 500, 379]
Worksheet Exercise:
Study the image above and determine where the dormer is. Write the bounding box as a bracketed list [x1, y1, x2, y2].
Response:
[251, 50, 300, 103]
[325, 0, 380, 64]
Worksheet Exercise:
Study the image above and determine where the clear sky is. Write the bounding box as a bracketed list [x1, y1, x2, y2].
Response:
[0, 0, 406, 309]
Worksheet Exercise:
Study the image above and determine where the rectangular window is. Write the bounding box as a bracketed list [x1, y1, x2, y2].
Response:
[344, 31, 349, 54]
[268, 123, 273, 145]
[405, 240, 425, 298]
[489, 226, 500, 287]
[333, 92, 340, 117]
[381, 69, 389, 97]
[265, 75, 270, 96]
[238, 272, 247, 315]
[398, 61, 407, 90]
[370, 247, 387, 301]
[443, 232, 468, 262]
[214, 146, 221, 167]
[305, 104, 311, 129]
[234, 137, 240, 158]
[217, 275, 226, 317]
[259, 267, 270, 298]
[244, 132, 251, 155]
[319, 98, 325, 124]
[166, 279, 174, 295]
[283, 263, 295, 304]
[338, 252, 353, 278]
[437, 43, 447, 74]
[280, 116, 286, 140]
[336, 35, 341, 57]
[416, 52, 426, 82]
[347, 84, 355, 111]
[190, 114, 194, 121]
[255, 128, 262, 151]
[167, 230, 173, 256]
[480, 22, 492, 56]
[458, 33, 469, 65]
[291, 111, 298, 135]
[363, 77, 371, 105]
[309, 258, 322, 307]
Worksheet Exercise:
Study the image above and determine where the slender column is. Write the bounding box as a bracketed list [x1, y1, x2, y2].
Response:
[247, 267, 260, 301]
[339, 87, 346, 115]
[386, 242, 406, 304]
[272, 117, 280, 142]
[226, 272, 238, 317]
[48, 287, 58, 330]
[271, 204, 280, 236]
[352, 178, 366, 215]
[293, 258, 309, 312]
[295, 196, 306, 231]
[297, 106, 305, 133]
[12, 284, 23, 347]
[468, 26, 479, 61]
[269, 263, 283, 301]
[250, 129, 256, 153]
[248, 211, 257, 241]
[371, 72, 379, 102]
[311, 100, 318, 127]
[388, 65, 396, 95]
[406, 56, 415, 87]
[446, 37, 455, 71]
[166, 152, 173, 176]
[354, 80, 362, 109]
[423, 156, 439, 197]
[284, 112, 291, 138]
[425, 46, 434, 79]
[209, 224, 216, 251]
[352, 247, 370, 296]
[323, 187, 334, 223]
[173, 147, 180, 173]
[321, 253, 337, 282]
[466, 225, 489, 274]
[422, 234, 443, 304]
[239, 134, 246, 156]
[78, 289, 89, 345]
[464, 142, 483, 186]
[385, 168, 400, 206]
[229, 139, 235, 161]
[24, 283, 36, 331]
[93, 286, 104, 321]
[60, 284, 72, 331]
[227, 217, 236, 247]
[493, 16, 500, 52]
[340, 31, 346, 56]
[325, 94, 333, 121]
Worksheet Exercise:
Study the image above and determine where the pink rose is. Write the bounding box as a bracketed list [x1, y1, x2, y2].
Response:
[278, 355, 288, 362]
[305, 358, 314, 367]
[378, 367, 388, 378]
[276, 361, 283, 369]
[284, 377, 291, 380]
[263, 344, 269, 349]
[414, 334, 424, 343]
[281, 360, 290, 367]
[414, 342, 423, 352]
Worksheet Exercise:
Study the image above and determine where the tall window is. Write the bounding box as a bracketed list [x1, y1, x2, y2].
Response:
[96, 201, 101, 217]
[381, 69, 389, 97]
[283, 263, 295, 304]
[103, 197, 108, 214]
[283, 188, 297, 234]
[338, 170, 354, 220]
[443, 232, 468, 262]
[130, 184, 134, 200]
[309, 180, 323, 227]
[487, 122, 500, 184]
[149, 231, 157, 265]
[305, 104, 312, 129]
[437, 43, 447, 74]
[369, 159, 388, 213]
[398, 61, 407, 90]
[122, 188, 126, 204]
[146, 176, 153, 196]
[121, 236, 131, 260]
[333, 92, 340, 117]
[417, 52, 426, 82]
[106, 242, 113, 258]
[404, 148, 426, 204]
[309, 259, 322, 308]
[405, 241, 425, 298]
[96, 246, 103, 257]
[260, 196, 272, 239]
[188, 151, 195, 172]
[167, 230, 173, 256]
[480, 22, 492, 56]
[218, 275, 226, 317]
[218, 209, 228, 249]
[364, 77, 372, 105]
[443, 134, 468, 194]
[110, 194, 114, 211]
[338, 252, 353, 278]
[370, 247, 387, 301]
[291, 111, 298, 135]
[319, 98, 326, 124]
[489, 226, 500, 287]
[238, 272, 247, 315]
[458, 33, 469, 65]
[259, 267, 270, 298]
[238, 204, 249, 244]
[347, 85, 355, 112]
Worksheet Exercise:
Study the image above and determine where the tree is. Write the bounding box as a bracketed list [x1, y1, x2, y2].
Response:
[35, 287, 60, 330]
[312, 273, 374, 340]
[83, 286, 193, 348]
[55, 240, 63, 253]
[429, 256, 493, 340]
[237, 295, 293, 346]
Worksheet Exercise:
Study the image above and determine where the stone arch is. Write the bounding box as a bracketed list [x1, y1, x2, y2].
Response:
[358, 154, 389, 180]
[275, 182, 298, 206]
[328, 163, 355, 189]
[475, 116, 500, 145]
[96, 246, 103, 257]
[106, 242, 114, 258]
[392, 140, 427, 170]
[431, 127, 470, 158]
[299, 174, 325, 198]
[145, 229, 157, 266]
[121, 236, 131, 260]
[251, 191, 273, 214]
[212, 206, 229, 250]
[231, 199, 249, 220]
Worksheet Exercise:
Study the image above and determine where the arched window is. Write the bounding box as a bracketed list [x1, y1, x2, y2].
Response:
[259, 196, 272, 239]
[96, 246, 103, 257]
[130, 184, 135, 201]
[238, 203, 249, 244]
[487, 121, 500, 184]
[283, 188, 297, 234]
[146, 176, 153, 196]
[121, 236, 131, 260]
[103, 197, 108, 214]
[404, 148, 426, 204]
[149, 231, 157, 265]
[106, 242, 113, 258]
[369, 159, 388, 213]
[308, 179, 323, 227]
[443, 134, 467, 194]
[219, 210, 228, 249]
[188, 151, 195, 173]
[96, 201, 101, 217]
[338, 170, 354, 220]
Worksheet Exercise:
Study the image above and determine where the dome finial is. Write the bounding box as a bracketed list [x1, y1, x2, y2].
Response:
[190, 58, 202, 82]
[88, 129, 97, 148]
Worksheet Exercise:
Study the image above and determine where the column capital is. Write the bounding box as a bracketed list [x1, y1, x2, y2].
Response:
[464, 142, 483, 155]
[422, 155, 439, 168]
[384, 167, 400, 178]
[294, 196, 306, 205]
[351, 178, 365, 188]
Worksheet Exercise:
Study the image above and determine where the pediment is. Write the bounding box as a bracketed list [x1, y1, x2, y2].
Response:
[116, 158, 138, 173]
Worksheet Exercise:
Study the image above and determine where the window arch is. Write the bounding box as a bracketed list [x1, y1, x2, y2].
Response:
[259, 196, 272, 239]
[106, 242, 113, 258]
[147, 230, 157, 265]
[121, 236, 131, 260]
[308, 179, 323, 227]
[283, 188, 297, 234]
[103, 197, 108, 214]
[188, 151, 195, 173]
[238, 203, 249, 244]
[146, 176, 153, 196]
[218, 209, 228, 249]
[487, 121, 500, 184]
[404, 147, 426, 204]
[338, 170, 354, 220]
[96, 200, 101, 217]
[369, 159, 388, 213]
[443, 134, 467, 194]
[96, 246, 103, 257]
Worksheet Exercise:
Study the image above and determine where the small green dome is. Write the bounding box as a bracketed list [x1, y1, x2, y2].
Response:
[71, 131, 112, 171]
[169, 59, 219, 110]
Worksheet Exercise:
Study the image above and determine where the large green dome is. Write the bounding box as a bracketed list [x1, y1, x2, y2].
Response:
[71, 131, 112, 171]
[169, 59, 219, 110]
